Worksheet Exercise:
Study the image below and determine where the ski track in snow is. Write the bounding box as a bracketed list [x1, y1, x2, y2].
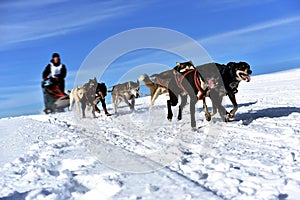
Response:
[0, 69, 300, 200]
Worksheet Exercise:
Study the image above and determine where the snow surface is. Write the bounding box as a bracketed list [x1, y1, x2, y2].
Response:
[1, 69, 300, 200]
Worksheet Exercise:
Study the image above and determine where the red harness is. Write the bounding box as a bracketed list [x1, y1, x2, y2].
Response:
[174, 69, 206, 100]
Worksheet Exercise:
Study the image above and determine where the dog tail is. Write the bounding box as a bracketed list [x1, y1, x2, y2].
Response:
[67, 90, 72, 93]
[139, 74, 152, 83]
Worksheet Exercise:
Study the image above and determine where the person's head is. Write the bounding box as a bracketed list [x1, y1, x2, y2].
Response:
[51, 53, 61, 65]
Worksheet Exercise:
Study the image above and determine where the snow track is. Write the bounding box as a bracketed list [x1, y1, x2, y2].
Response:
[1, 69, 300, 199]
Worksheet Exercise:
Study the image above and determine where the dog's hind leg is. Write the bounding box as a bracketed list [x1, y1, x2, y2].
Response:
[167, 88, 178, 121]
[228, 93, 238, 118]
[150, 88, 161, 109]
[69, 93, 74, 111]
[190, 97, 197, 129]
[177, 94, 187, 121]
[92, 105, 97, 118]
[131, 97, 135, 111]
[210, 89, 228, 122]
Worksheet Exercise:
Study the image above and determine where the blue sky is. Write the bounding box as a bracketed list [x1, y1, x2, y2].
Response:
[0, 0, 299, 117]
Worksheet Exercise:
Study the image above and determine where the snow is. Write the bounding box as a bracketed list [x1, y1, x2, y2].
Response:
[1, 69, 300, 199]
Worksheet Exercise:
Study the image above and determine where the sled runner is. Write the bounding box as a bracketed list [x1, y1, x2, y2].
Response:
[41, 80, 70, 114]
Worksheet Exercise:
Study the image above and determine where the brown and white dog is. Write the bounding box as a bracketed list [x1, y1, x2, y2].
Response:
[111, 80, 140, 113]
[139, 61, 195, 108]
[139, 70, 172, 108]
[68, 77, 98, 118]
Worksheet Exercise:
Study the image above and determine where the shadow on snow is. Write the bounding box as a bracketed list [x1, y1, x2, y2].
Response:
[235, 106, 300, 125]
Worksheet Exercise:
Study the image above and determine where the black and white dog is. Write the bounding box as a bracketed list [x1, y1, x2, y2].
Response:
[197, 62, 252, 120]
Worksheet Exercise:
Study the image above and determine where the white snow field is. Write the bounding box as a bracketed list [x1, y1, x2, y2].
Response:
[1, 69, 300, 200]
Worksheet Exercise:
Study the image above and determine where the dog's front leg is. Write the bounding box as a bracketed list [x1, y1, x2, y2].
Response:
[112, 95, 118, 113]
[167, 100, 173, 121]
[228, 93, 238, 118]
[123, 97, 132, 111]
[203, 98, 211, 121]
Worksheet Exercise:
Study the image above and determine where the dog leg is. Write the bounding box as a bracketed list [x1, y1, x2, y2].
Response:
[228, 93, 238, 118]
[210, 89, 228, 122]
[167, 84, 179, 121]
[92, 105, 97, 118]
[178, 94, 187, 121]
[203, 98, 211, 121]
[112, 95, 118, 113]
[123, 97, 132, 111]
[150, 88, 161, 109]
[190, 98, 197, 129]
[167, 100, 173, 121]
[81, 100, 86, 118]
[69, 94, 74, 111]
[76, 100, 81, 113]
[131, 97, 135, 111]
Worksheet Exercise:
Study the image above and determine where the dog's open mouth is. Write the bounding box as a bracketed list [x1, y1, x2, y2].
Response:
[239, 73, 251, 82]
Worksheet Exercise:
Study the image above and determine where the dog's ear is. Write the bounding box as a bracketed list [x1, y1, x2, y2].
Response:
[176, 62, 181, 66]
[136, 79, 140, 86]
[239, 62, 249, 68]
[227, 62, 235, 69]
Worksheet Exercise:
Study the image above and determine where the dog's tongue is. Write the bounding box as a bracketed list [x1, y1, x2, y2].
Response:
[245, 75, 251, 82]
[241, 74, 251, 82]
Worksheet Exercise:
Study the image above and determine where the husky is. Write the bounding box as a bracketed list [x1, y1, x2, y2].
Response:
[68, 78, 98, 118]
[139, 70, 172, 108]
[111, 80, 140, 113]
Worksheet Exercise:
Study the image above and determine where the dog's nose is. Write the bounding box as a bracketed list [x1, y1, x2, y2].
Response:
[248, 69, 252, 75]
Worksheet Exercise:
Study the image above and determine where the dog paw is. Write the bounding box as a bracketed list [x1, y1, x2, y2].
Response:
[224, 117, 229, 122]
[228, 113, 235, 118]
[205, 113, 211, 121]
[209, 112, 216, 116]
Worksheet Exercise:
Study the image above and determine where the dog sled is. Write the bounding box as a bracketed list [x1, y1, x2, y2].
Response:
[41, 80, 70, 114]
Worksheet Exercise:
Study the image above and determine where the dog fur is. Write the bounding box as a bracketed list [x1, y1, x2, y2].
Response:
[68, 77, 98, 118]
[111, 80, 140, 113]
[167, 61, 212, 129]
[197, 62, 252, 119]
[139, 70, 172, 108]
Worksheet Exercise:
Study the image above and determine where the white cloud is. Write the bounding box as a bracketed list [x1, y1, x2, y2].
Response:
[200, 15, 300, 44]
[199, 15, 300, 59]
[202, 0, 277, 12]
[0, 0, 143, 50]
